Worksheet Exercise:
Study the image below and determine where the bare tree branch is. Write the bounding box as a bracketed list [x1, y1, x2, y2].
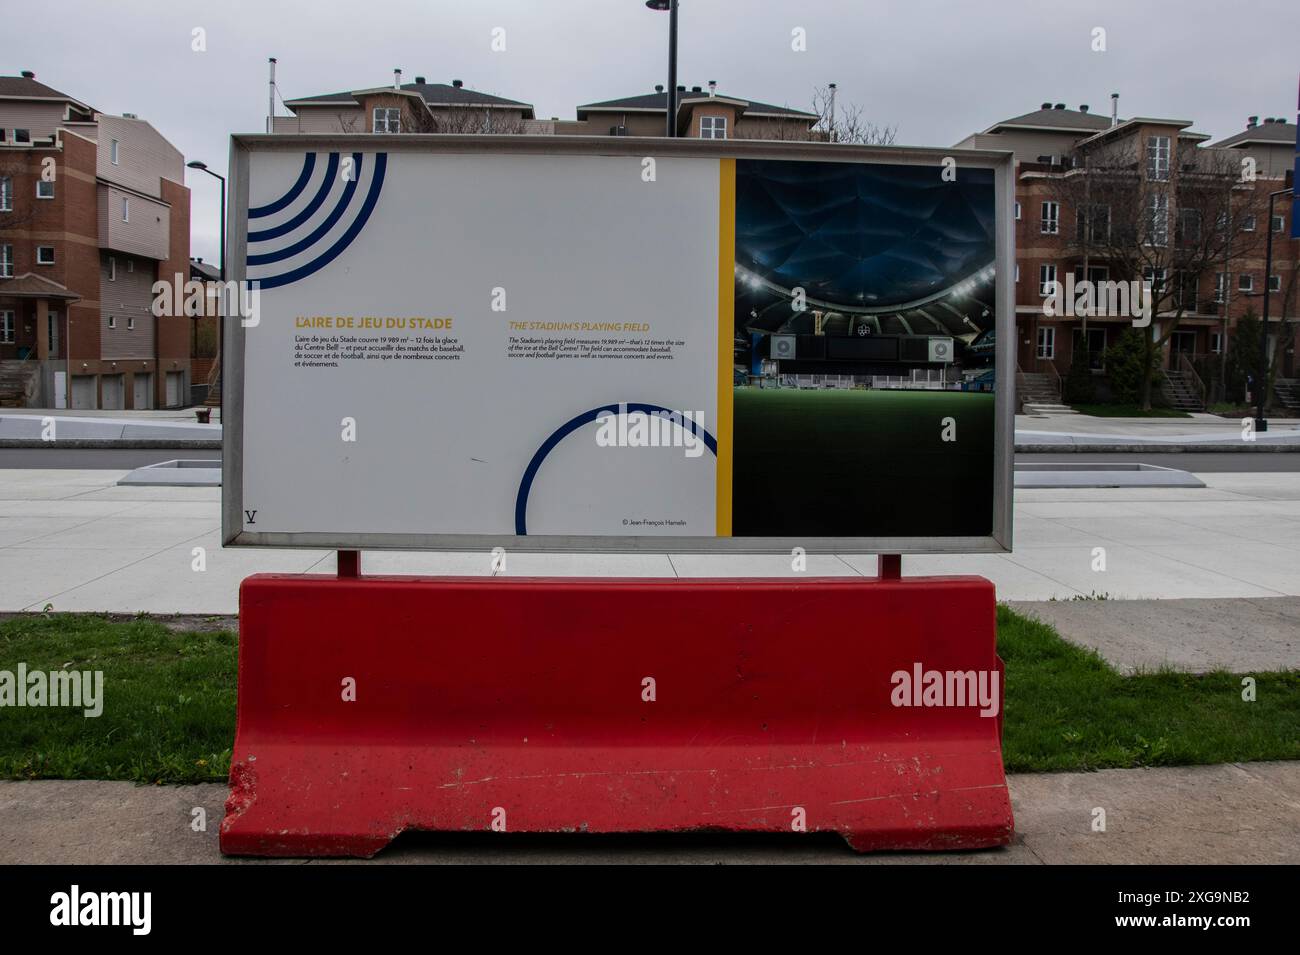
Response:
[1052, 140, 1270, 408]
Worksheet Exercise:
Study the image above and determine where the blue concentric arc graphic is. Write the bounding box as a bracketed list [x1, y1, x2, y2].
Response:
[515, 403, 718, 536]
[245, 152, 388, 291]
[247, 153, 340, 243]
[247, 152, 316, 218]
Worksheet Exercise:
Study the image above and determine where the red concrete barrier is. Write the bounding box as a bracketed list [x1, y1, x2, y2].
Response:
[220, 574, 1013, 856]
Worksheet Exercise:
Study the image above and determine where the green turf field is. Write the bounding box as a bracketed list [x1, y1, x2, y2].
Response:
[732, 387, 995, 537]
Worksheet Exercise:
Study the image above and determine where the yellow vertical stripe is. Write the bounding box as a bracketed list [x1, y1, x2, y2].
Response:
[716, 158, 735, 537]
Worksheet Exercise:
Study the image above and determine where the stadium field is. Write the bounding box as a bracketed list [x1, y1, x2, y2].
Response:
[731, 387, 995, 538]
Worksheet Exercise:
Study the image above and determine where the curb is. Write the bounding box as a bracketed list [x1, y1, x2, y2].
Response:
[3, 440, 1295, 454]
[0, 440, 223, 450]
[1016, 443, 1300, 453]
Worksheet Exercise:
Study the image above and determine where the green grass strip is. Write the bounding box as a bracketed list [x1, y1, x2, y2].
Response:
[0, 609, 1294, 783]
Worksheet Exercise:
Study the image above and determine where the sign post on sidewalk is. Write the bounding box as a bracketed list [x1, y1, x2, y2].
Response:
[219, 135, 1016, 855]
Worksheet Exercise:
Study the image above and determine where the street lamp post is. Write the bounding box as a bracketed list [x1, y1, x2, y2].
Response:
[1256, 185, 1294, 433]
[187, 160, 226, 417]
[646, 0, 678, 138]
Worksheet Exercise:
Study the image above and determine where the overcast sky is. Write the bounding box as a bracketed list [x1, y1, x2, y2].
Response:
[8, 0, 1297, 262]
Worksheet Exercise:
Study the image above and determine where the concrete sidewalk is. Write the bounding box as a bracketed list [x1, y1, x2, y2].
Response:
[3, 469, 1300, 613]
[1010, 597, 1300, 674]
[0, 412, 219, 446]
[1, 761, 1294, 864]
[1016, 412, 1300, 450]
[5, 409, 1298, 451]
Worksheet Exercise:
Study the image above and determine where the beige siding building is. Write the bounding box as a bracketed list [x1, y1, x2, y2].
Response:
[275, 75, 535, 135]
[0, 71, 190, 408]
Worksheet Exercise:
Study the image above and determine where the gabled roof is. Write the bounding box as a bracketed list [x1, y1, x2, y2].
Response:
[190, 258, 221, 282]
[576, 90, 817, 121]
[285, 82, 534, 118]
[1210, 121, 1296, 148]
[1075, 116, 1196, 149]
[0, 74, 94, 113]
[982, 106, 1114, 134]
[0, 272, 81, 300]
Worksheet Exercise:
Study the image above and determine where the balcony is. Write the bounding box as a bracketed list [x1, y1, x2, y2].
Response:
[97, 184, 169, 260]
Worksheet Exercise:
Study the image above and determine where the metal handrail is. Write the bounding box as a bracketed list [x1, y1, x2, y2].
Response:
[1046, 359, 1063, 399]
[1178, 352, 1206, 404]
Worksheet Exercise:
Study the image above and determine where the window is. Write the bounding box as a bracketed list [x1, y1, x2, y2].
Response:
[1272, 215, 1286, 234]
[0, 244, 12, 278]
[121, 197, 129, 222]
[126, 259, 133, 272]
[1143, 266, 1168, 298]
[1076, 203, 1110, 243]
[1213, 272, 1227, 303]
[699, 115, 727, 139]
[1039, 263, 1057, 296]
[1242, 215, 1257, 232]
[110, 139, 119, 164]
[373, 108, 401, 134]
[127, 317, 135, 331]
[1269, 275, 1281, 292]
[1146, 193, 1168, 246]
[1014, 202, 1021, 220]
[1040, 201, 1059, 234]
[1238, 274, 1254, 292]
[1175, 271, 1199, 309]
[1210, 332, 1223, 354]
[1170, 330, 1197, 359]
[1073, 265, 1109, 285]
[0, 177, 11, 211]
[1146, 135, 1170, 181]
[0, 310, 13, 344]
[14, 129, 30, 144]
[1073, 327, 1107, 370]
[108, 256, 116, 281]
[36, 245, 54, 265]
[1015, 263, 1020, 283]
[1036, 326, 1055, 360]
[107, 316, 116, 329]
[1177, 209, 1201, 245]
[36, 180, 54, 199]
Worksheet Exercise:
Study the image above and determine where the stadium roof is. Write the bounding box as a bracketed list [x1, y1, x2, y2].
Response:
[735, 159, 995, 319]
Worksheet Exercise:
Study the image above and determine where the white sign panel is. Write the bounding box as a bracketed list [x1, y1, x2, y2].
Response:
[225, 137, 1014, 553]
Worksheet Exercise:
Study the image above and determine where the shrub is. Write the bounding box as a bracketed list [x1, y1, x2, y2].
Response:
[1102, 328, 1157, 404]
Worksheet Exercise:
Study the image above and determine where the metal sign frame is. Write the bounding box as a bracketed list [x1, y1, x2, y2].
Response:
[223, 134, 1015, 554]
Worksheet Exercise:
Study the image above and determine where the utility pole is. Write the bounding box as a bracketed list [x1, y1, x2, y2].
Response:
[646, 1, 679, 137]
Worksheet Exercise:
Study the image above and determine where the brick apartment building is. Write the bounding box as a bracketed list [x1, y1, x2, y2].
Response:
[271, 73, 1298, 410]
[556, 83, 819, 138]
[272, 72, 819, 140]
[957, 101, 1298, 410]
[272, 73, 536, 134]
[0, 71, 190, 409]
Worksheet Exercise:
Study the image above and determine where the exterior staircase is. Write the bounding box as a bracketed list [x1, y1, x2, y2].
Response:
[1161, 369, 1205, 412]
[1016, 371, 1076, 415]
[0, 359, 40, 407]
[1274, 379, 1300, 415]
